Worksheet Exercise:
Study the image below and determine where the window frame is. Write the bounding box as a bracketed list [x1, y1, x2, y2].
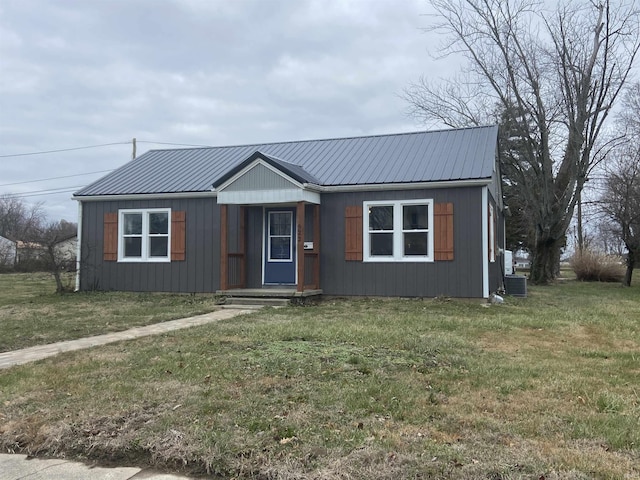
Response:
[117, 208, 171, 263]
[267, 210, 294, 263]
[363, 199, 434, 262]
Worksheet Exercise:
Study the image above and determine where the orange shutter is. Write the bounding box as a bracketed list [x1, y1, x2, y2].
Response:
[171, 211, 186, 261]
[434, 203, 454, 261]
[103, 212, 118, 261]
[345, 206, 363, 261]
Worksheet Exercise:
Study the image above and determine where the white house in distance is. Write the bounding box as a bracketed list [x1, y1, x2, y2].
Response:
[515, 254, 531, 269]
[0, 235, 17, 267]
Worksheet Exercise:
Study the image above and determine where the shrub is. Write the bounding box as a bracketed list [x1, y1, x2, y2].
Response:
[570, 250, 625, 282]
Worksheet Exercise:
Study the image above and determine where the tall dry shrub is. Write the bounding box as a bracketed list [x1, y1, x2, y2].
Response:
[571, 250, 625, 282]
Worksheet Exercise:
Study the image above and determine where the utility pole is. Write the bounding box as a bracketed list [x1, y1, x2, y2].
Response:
[132, 137, 137, 160]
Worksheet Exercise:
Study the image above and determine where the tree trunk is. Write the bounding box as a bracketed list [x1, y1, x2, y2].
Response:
[529, 238, 563, 284]
[623, 249, 636, 287]
[45, 245, 64, 293]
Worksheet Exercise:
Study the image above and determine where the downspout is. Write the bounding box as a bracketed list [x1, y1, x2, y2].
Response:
[481, 186, 489, 298]
[74, 199, 83, 292]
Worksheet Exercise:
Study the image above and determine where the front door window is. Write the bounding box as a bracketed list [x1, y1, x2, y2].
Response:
[268, 211, 293, 261]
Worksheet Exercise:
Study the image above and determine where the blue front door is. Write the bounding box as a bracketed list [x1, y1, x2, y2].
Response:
[264, 208, 296, 284]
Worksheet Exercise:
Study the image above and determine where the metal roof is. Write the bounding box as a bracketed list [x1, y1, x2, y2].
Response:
[74, 125, 498, 196]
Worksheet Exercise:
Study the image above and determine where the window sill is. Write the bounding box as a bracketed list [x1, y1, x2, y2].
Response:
[117, 258, 171, 263]
[363, 257, 434, 263]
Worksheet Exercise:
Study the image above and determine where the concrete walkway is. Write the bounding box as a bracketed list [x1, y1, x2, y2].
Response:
[0, 308, 253, 369]
[0, 308, 255, 479]
[0, 453, 194, 479]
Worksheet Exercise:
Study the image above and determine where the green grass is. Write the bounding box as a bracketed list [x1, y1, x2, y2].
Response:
[0, 276, 639, 479]
[0, 272, 222, 352]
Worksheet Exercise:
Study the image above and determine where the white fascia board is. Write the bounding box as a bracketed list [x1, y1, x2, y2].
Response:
[216, 159, 305, 192]
[72, 191, 217, 202]
[73, 178, 490, 202]
[321, 178, 491, 193]
[218, 189, 320, 205]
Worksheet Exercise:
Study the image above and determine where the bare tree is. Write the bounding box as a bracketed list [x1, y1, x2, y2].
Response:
[0, 194, 44, 240]
[405, 0, 640, 284]
[599, 83, 640, 286]
[31, 220, 78, 293]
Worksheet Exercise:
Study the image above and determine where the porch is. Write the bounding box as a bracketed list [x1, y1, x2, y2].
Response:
[218, 202, 321, 293]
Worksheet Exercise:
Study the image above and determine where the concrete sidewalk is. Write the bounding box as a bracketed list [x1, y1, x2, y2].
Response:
[0, 308, 253, 369]
[0, 308, 255, 478]
[0, 453, 194, 479]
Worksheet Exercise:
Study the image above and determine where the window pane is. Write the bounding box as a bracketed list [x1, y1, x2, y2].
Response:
[149, 212, 168, 234]
[123, 213, 142, 235]
[370, 233, 393, 256]
[404, 232, 428, 256]
[124, 237, 142, 257]
[270, 212, 291, 236]
[270, 237, 291, 260]
[149, 237, 168, 257]
[369, 206, 393, 230]
[403, 205, 429, 230]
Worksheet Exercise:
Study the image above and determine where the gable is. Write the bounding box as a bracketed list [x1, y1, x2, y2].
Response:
[224, 163, 299, 192]
[217, 157, 321, 205]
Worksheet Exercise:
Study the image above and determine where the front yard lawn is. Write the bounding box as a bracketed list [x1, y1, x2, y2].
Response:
[1, 278, 639, 479]
[0, 273, 221, 352]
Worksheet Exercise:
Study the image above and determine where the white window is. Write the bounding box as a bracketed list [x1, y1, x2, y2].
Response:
[363, 199, 434, 262]
[118, 209, 171, 262]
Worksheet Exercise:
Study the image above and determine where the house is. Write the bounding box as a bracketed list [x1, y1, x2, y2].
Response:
[0, 234, 17, 267]
[73, 125, 505, 298]
[54, 234, 78, 270]
[515, 255, 530, 269]
[15, 240, 45, 264]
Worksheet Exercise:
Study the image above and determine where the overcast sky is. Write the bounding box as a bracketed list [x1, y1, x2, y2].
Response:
[0, 0, 459, 223]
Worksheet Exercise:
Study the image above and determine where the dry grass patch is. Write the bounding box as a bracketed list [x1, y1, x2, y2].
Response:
[1, 279, 639, 478]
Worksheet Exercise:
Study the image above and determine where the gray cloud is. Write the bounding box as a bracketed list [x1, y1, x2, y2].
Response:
[0, 0, 457, 222]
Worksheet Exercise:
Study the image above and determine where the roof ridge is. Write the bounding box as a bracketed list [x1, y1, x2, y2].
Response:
[144, 124, 498, 154]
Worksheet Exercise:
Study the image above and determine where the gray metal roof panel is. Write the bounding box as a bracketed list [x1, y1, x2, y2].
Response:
[74, 125, 498, 196]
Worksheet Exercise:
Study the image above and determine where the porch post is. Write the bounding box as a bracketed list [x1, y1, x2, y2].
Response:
[220, 204, 228, 292]
[296, 201, 305, 293]
[239, 206, 246, 288]
[313, 203, 320, 289]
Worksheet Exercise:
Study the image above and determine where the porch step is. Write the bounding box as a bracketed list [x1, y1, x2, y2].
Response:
[223, 297, 291, 307]
[221, 304, 266, 310]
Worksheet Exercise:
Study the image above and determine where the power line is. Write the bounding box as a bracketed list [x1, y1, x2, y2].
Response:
[0, 139, 214, 159]
[137, 140, 214, 148]
[7, 186, 84, 198]
[0, 170, 113, 187]
[0, 142, 130, 158]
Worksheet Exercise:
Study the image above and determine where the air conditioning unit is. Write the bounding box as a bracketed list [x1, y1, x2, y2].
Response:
[504, 250, 513, 275]
[504, 274, 527, 297]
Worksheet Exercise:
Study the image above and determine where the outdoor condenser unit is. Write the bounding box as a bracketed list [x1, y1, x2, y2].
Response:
[504, 275, 527, 297]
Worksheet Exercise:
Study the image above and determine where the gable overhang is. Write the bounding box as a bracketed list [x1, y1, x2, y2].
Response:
[321, 177, 491, 192]
[214, 157, 321, 205]
[72, 191, 217, 202]
[71, 177, 491, 203]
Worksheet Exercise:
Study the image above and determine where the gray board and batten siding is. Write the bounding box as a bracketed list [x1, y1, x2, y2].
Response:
[321, 187, 485, 298]
[81, 198, 220, 293]
[81, 187, 488, 298]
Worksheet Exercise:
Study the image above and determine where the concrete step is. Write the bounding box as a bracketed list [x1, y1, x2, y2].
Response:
[221, 304, 265, 310]
[224, 297, 291, 307]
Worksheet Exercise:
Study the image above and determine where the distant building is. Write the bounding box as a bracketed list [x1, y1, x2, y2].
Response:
[515, 255, 530, 269]
[0, 235, 17, 267]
